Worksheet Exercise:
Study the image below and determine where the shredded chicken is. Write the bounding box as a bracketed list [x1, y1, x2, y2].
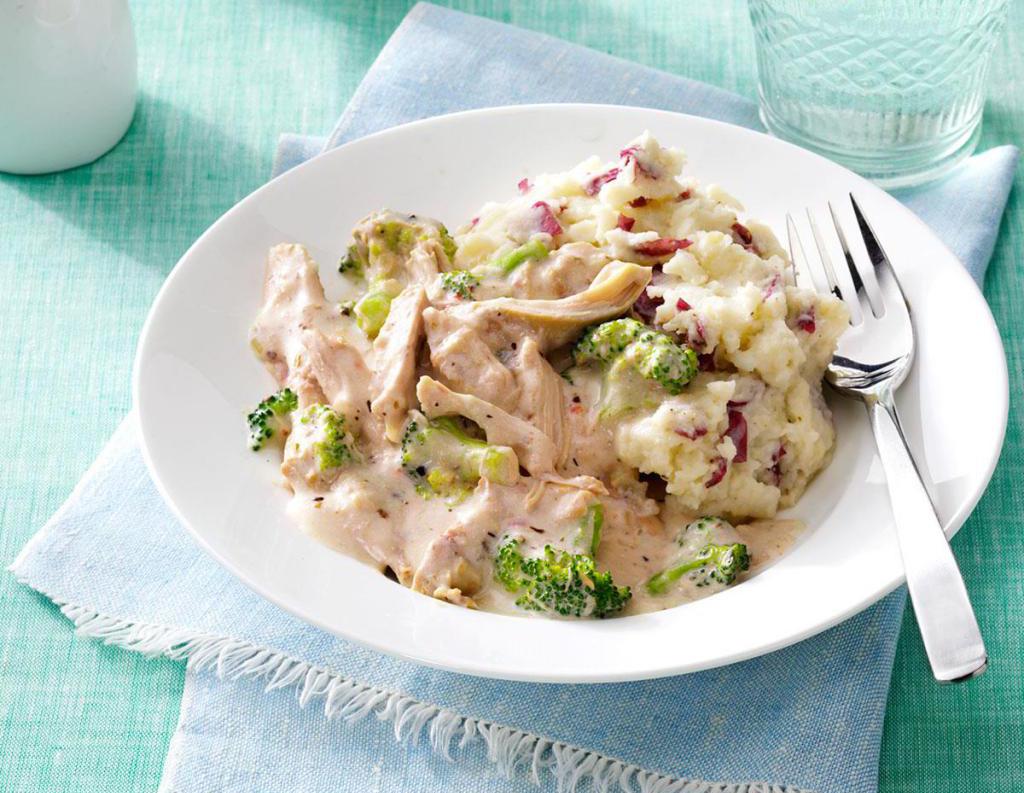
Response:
[530, 242, 612, 298]
[406, 245, 443, 283]
[296, 331, 372, 414]
[250, 243, 330, 384]
[290, 476, 409, 574]
[444, 260, 652, 350]
[371, 284, 427, 442]
[416, 376, 558, 476]
[513, 338, 570, 467]
[251, 244, 371, 415]
[411, 525, 486, 607]
[423, 307, 520, 411]
[471, 241, 611, 301]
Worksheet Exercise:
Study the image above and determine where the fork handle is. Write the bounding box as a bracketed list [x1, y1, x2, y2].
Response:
[869, 398, 987, 682]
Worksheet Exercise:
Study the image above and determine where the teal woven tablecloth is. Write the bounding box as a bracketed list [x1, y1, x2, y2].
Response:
[0, 2, 1020, 791]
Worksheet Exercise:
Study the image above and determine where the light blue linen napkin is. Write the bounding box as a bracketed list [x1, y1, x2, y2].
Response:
[11, 5, 1018, 793]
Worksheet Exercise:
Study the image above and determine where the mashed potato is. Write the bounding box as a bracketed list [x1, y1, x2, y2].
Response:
[454, 133, 847, 521]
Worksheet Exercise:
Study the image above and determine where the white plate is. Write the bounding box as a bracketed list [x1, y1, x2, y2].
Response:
[134, 104, 1008, 683]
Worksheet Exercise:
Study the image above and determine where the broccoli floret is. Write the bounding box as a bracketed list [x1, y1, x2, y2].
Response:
[573, 318, 698, 396]
[573, 317, 645, 363]
[401, 415, 518, 499]
[247, 388, 298, 450]
[350, 214, 461, 285]
[439, 225, 458, 262]
[495, 536, 631, 618]
[439, 270, 479, 300]
[338, 244, 366, 277]
[494, 238, 549, 274]
[377, 218, 453, 258]
[378, 220, 417, 253]
[646, 516, 750, 594]
[353, 288, 394, 339]
[646, 543, 749, 593]
[495, 536, 524, 588]
[300, 404, 357, 471]
[633, 334, 698, 394]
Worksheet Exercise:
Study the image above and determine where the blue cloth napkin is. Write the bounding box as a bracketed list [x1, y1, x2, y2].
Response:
[11, 5, 1018, 793]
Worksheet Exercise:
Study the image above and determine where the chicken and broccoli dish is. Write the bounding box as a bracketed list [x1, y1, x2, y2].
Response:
[247, 134, 847, 618]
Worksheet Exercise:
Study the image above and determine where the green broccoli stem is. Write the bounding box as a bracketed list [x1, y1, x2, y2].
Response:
[646, 557, 711, 595]
[438, 225, 458, 262]
[495, 239, 549, 274]
[377, 220, 416, 252]
[645, 542, 750, 595]
[578, 503, 604, 557]
[433, 417, 517, 485]
[430, 416, 480, 444]
[354, 288, 394, 339]
[401, 415, 519, 500]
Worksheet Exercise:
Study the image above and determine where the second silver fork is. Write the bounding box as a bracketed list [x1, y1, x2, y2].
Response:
[788, 196, 987, 683]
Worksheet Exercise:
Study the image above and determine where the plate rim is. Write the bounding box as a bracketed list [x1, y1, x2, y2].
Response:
[132, 102, 1009, 682]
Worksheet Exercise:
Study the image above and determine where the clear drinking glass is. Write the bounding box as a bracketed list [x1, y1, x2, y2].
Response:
[748, 0, 1009, 187]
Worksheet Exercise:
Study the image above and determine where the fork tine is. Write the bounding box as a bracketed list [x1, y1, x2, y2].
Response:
[806, 208, 845, 302]
[849, 194, 890, 270]
[849, 193, 908, 313]
[826, 201, 876, 319]
[785, 213, 815, 290]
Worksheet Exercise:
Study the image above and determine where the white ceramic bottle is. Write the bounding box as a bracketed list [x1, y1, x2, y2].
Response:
[0, 0, 137, 175]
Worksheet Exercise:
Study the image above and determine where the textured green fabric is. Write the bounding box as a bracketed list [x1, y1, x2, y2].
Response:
[0, 1, 1019, 791]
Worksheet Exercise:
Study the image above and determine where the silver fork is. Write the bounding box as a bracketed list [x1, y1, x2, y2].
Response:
[787, 195, 987, 683]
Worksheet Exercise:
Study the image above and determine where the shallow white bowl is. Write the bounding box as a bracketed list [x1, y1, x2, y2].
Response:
[134, 104, 1008, 683]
